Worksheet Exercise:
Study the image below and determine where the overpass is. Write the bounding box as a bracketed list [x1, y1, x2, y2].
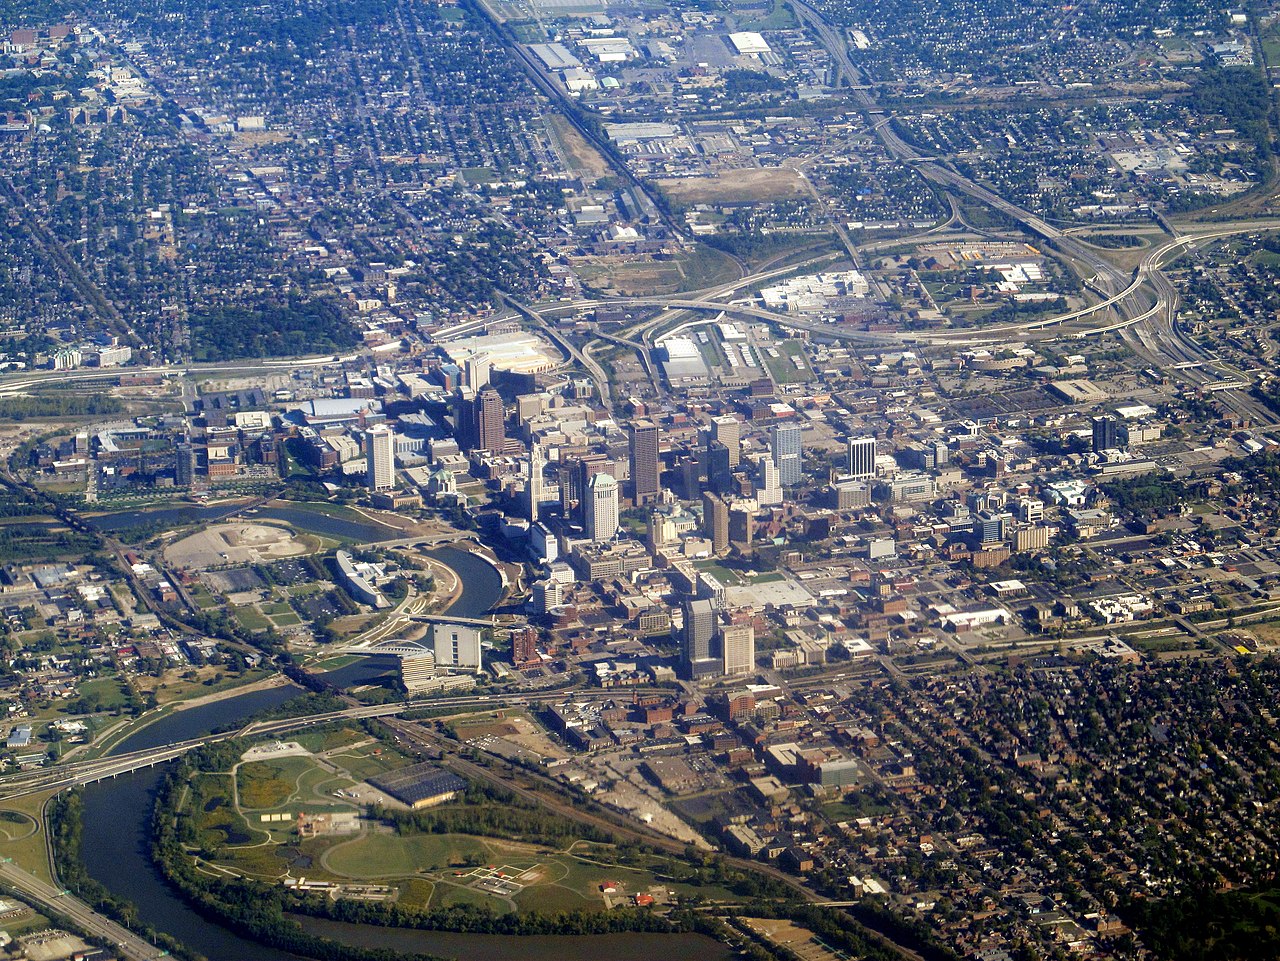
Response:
[0, 689, 633, 802]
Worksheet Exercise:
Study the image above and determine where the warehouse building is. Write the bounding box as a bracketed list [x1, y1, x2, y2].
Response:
[368, 763, 468, 810]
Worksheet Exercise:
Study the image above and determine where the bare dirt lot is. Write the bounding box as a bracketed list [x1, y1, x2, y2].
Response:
[741, 918, 843, 961]
[166, 523, 315, 568]
[655, 167, 807, 204]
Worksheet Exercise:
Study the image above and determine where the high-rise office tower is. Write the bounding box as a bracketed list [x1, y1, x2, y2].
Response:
[630, 419, 660, 504]
[755, 455, 782, 507]
[570, 453, 609, 526]
[451, 387, 476, 451]
[527, 443, 543, 523]
[721, 621, 755, 676]
[366, 427, 396, 492]
[1092, 415, 1118, 454]
[464, 355, 491, 390]
[711, 415, 741, 467]
[175, 443, 195, 487]
[702, 491, 729, 555]
[771, 422, 803, 486]
[706, 439, 733, 494]
[682, 597, 719, 679]
[679, 456, 701, 500]
[475, 386, 505, 453]
[847, 436, 877, 479]
[585, 472, 619, 543]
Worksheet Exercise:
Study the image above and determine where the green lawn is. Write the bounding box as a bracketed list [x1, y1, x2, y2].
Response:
[234, 607, 270, 632]
[73, 676, 131, 712]
[0, 790, 56, 884]
[763, 339, 812, 384]
[292, 725, 368, 754]
[736, 0, 797, 30]
[398, 878, 436, 909]
[693, 560, 746, 586]
[325, 833, 498, 877]
[330, 745, 415, 782]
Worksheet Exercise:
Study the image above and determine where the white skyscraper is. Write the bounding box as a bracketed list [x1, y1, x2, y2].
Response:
[465, 354, 491, 390]
[366, 427, 395, 492]
[755, 455, 782, 507]
[711, 414, 741, 467]
[721, 622, 755, 676]
[585, 472, 619, 543]
[771, 422, 803, 486]
[527, 443, 544, 523]
[847, 436, 877, 479]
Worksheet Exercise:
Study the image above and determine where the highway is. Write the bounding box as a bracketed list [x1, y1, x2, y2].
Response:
[0, 351, 359, 396]
[0, 859, 163, 961]
[0, 689, 639, 801]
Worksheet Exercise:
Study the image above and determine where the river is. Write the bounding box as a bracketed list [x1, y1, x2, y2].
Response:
[296, 918, 729, 961]
[86, 503, 396, 543]
[74, 544, 726, 961]
[320, 546, 505, 690]
[80, 684, 307, 961]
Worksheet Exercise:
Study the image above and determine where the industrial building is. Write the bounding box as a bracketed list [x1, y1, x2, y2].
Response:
[369, 763, 468, 809]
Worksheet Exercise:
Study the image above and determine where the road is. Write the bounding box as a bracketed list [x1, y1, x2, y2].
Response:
[0, 351, 359, 396]
[0, 689, 656, 801]
[0, 860, 163, 961]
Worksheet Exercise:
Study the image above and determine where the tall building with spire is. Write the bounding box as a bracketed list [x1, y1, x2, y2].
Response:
[586, 472, 619, 543]
[527, 443, 544, 523]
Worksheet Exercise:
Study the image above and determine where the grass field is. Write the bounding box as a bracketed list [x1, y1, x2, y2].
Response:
[75, 676, 131, 712]
[736, 0, 797, 30]
[234, 607, 271, 632]
[0, 790, 56, 884]
[291, 725, 369, 754]
[177, 735, 757, 914]
[577, 246, 739, 297]
[310, 654, 363, 672]
[397, 878, 436, 909]
[326, 833, 499, 877]
[692, 560, 747, 586]
[325, 743, 415, 782]
[676, 245, 741, 292]
[239, 757, 316, 809]
[0, 911, 53, 938]
[763, 340, 812, 384]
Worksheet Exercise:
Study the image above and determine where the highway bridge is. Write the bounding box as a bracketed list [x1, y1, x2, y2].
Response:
[0, 689, 611, 802]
